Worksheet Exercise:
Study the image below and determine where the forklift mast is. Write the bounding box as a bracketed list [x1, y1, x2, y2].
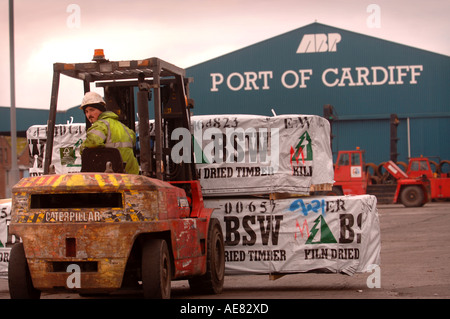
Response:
[44, 50, 196, 183]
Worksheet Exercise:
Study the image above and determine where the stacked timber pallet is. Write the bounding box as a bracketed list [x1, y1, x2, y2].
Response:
[27, 113, 335, 194]
[190, 114, 380, 276]
[191, 114, 334, 197]
[24, 114, 381, 276]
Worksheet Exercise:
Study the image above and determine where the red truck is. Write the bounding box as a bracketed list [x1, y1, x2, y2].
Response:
[331, 149, 450, 207]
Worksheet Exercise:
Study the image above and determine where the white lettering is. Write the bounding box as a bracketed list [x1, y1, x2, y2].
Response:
[409, 65, 423, 84]
[244, 72, 259, 91]
[299, 69, 313, 88]
[66, 264, 81, 288]
[322, 68, 339, 87]
[297, 33, 342, 53]
[66, 4, 81, 29]
[258, 71, 273, 89]
[327, 33, 342, 52]
[282, 69, 313, 89]
[171, 127, 192, 163]
[338, 67, 356, 87]
[366, 264, 381, 288]
[315, 33, 329, 52]
[203, 127, 224, 163]
[388, 66, 396, 85]
[322, 65, 423, 87]
[366, 4, 381, 28]
[211, 71, 274, 92]
[355, 67, 371, 86]
[227, 72, 245, 91]
[210, 73, 224, 92]
[297, 34, 315, 53]
[172, 124, 279, 170]
[225, 127, 247, 163]
[396, 65, 410, 84]
[281, 70, 299, 89]
[371, 66, 388, 85]
[211, 65, 423, 91]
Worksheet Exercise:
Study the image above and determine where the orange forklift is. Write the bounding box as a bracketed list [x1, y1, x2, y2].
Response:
[8, 50, 225, 299]
[332, 149, 431, 207]
[386, 156, 450, 205]
[324, 107, 435, 207]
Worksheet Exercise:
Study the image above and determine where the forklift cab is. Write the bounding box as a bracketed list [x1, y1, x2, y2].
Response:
[45, 50, 195, 183]
[335, 149, 366, 182]
[334, 149, 368, 195]
[407, 158, 433, 179]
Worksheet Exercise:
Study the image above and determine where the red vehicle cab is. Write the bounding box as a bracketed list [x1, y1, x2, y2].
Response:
[407, 157, 434, 179]
[406, 157, 450, 200]
[333, 149, 368, 195]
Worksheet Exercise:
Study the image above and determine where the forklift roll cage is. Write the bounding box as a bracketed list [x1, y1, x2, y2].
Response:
[44, 56, 195, 183]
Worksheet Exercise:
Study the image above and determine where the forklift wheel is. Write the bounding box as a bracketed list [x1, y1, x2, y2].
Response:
[400, 185, 424, 207]
[141, 239, 172, 299]
[8, 243, 41, 299]
[189, 218, 225, 294]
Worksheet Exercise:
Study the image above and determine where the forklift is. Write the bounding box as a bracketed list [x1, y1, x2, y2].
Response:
[332, 148, 431, 207]
[8, 50, 225, 299]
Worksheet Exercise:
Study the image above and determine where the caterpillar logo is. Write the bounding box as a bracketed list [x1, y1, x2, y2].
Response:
[296, 33, 342, 53]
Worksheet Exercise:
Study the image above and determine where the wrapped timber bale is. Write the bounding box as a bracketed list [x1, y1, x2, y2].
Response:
[0, 198, 13, 273]
[192, 114, 334, 196]
[26, 114, 334, 196]
[205, 194, 380, 276]
[27, 124, 86, 176]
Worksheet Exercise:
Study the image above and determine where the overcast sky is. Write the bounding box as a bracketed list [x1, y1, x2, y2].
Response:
[1, 0, 449, 111]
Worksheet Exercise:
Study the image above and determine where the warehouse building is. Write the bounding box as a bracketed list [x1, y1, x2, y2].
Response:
[185, 22, 450, 165]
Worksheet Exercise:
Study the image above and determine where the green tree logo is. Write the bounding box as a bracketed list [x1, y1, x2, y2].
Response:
[290, 131, 313, 165]
[306, 215, 337, 244]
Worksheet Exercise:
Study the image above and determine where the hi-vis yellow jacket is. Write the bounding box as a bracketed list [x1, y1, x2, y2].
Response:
[81, 111, 139, 174]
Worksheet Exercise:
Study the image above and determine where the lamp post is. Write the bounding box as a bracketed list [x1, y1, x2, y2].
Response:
[9, 0, 20, 196]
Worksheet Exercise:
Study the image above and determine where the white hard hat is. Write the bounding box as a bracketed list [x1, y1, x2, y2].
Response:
[80, 92, 106, 109]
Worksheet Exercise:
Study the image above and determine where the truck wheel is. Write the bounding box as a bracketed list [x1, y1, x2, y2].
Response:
[8, 243, 41, 299]
[189, 218, 225, 294]
[141, 239, 171, 299]
[400, 185, 424, 207]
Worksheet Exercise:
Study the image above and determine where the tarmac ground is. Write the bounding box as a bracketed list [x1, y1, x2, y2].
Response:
[1, 202, 449, 300]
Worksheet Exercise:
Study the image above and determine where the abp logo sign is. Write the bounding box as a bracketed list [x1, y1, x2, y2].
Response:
[296, 33, 342, 53]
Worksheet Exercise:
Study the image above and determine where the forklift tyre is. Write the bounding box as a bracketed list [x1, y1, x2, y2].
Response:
[8, 243, 41, 299]
[189, 218, 225, 294]
[141, 239, 172, 299]
[400, 185, 424, 207]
